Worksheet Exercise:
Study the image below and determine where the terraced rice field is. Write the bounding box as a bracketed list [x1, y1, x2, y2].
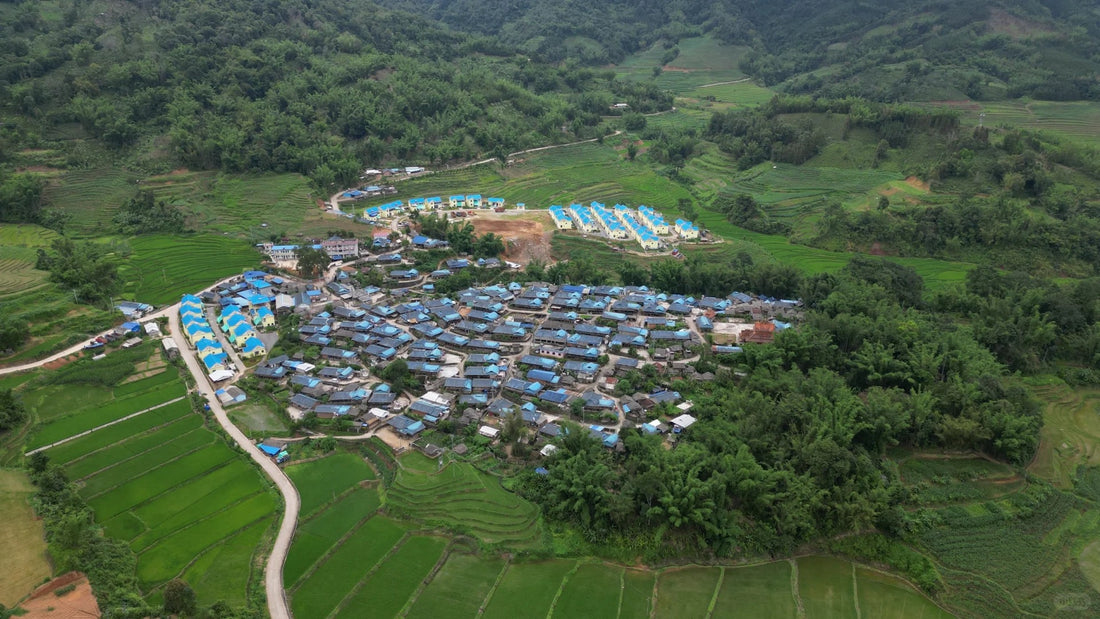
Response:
[118, 234, 260, 304]
[1026, 379, 1100, 487]
[617, 37, 750, 93]
[924, 100, 1100, 147]
[282, 447, 950, 619]
[0, 224, 59, 296]
[387, 456, 544, 549]
[24, 367, 275, 606]
[42, 168, 141, 237]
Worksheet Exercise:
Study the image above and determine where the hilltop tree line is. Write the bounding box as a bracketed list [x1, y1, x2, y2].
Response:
[374, 0, 1100, 102]
[522, 255, 1040, 562]
[0, 0, 670, 190]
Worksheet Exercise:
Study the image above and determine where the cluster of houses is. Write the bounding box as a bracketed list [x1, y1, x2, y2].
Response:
[550, 202, 700, 249]
[228, 267, 801, 451]
[360, 194, 514, 221]
[260, 237, 361, 264]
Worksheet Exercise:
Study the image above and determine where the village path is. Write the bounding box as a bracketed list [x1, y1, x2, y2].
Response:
[169, 309, 298, 619]
[695, 76, 752, 88]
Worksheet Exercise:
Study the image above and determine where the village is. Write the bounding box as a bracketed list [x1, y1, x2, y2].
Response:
[167, 226, 801, 462]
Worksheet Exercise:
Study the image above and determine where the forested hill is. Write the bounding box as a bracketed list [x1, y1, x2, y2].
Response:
[380, 0, 1100, 101]
[0, 0, 669, 188]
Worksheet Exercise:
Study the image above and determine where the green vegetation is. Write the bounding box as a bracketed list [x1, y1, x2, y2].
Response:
[0, 469, 51, 606]
[406, 553, 505, 619]
[553, 563, 623, 618]
[334, 535, 447, 618]
[388, 455, 544, 549]
[482, 560, 577, 619]
[712, 561, 796, 619]
[284, 488, 382, 586]
[12, 355, 275, 617]
[118, 234, 260, 305]
[284, 452, 377, 518]
[655, 567, 721, 618]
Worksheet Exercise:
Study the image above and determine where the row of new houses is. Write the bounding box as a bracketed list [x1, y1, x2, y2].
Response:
[550, 202, 699, 245]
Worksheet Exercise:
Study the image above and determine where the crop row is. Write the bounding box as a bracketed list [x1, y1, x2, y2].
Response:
[63, 413, 204, 480]
[45, 400, 194, 463]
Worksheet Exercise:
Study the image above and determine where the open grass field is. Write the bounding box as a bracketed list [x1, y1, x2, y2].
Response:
[1024, 378, 1100, 487]
[481, 560, 576, 619]
[118, 233, 261, 305]
[284, 451, 377, 518]
[389, 141, 693, 212]
[334, 535, 447, 618]
[682, 80, 776, 107]
[0, 469, 52, 606]
[553, 562, 624, 618]
[387, 455, 544, 549]
[0, 224, 60, 297]
[406, 552, 506, 619]
[228, 402, 289, 435]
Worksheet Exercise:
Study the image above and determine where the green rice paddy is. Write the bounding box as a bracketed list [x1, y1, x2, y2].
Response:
[18, 361, 275, 607]
[0, 224, 59, 296]
[118, 233, 260, 304]
[284, 452, 377, 518]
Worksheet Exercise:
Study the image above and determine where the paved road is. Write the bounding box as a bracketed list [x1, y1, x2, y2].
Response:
[168, 309, 298, 619]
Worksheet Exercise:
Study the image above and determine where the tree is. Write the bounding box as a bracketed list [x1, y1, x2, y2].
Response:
[163, 579, 197, 616]
[41, 238, 120, 306]
[570, 398, 585, 418]
[0, 316, 28, 352]
[113, 190, 187, 234]
[501, 410, 527, 444]
[0, 389, 27, 433]
[295, 246, 329, 279]
[626, 143, 638, 161]
[475, 232, 505, 258]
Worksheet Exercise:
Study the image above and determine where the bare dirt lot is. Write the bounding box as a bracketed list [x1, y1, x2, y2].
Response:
[18, 572, 101, 619]
[468, 212, 552, 265]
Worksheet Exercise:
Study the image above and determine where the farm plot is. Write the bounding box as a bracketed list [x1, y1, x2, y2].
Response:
[553, 562, 624, 619]
[620, 569, 656, 619]
[0, 224, 59, 296]
[387, 458, 544, 549]
[284, 451, 377, 518]
[334, 535, 447, 619]
[290, 516, 410, 619]
[481, 560, 576, 619]
[856, 567, 953, 619]
[284, 488, 382, 586]
[42, 168, 142, 237]
[24, 371, 275, 607]
[797, 556, 857, 619]
[118, 234, 260, 305]
[655, 567, 722, 618]
[0, 469, 52, 606]
[27, 384, 186, 449]
[407, 552, 505, 619]
[1026, 379, 1100, 487]
[712, 561, 797, 618]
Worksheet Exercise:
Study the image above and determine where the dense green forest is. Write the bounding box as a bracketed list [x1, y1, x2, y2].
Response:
[381, 0, 1100, 101]
[0, 0, 669, 190]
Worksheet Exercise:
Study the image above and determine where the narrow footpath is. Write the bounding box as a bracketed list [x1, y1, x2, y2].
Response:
[24, 395, 187, 456]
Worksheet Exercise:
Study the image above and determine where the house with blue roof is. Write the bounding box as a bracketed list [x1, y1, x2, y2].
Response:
[426, 197, 442, 209]
[240, 337, 267, 359]
[253, 306, 275, 327]
[526, 369, 559, 384]
[539, 389, 570, 405]
[466, 194, 482, 208]
[202, 353, 229, 373]
[487, 197, 504, 208]
[389, 414, 425, 436]
[195, 339, 224, 359]
[448, 195, 466, 208]
[290, 375, 321, 389]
